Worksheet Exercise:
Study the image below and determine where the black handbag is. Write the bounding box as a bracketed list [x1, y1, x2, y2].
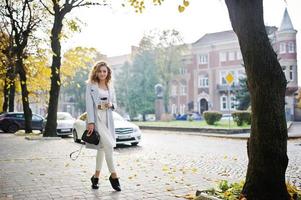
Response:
[81, 129, 100, 145]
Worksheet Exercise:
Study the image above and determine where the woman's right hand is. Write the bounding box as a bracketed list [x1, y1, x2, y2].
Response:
[87, 123, 95, 136]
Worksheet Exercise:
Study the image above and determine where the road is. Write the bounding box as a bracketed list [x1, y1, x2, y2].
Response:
[0, 130, 300, 199]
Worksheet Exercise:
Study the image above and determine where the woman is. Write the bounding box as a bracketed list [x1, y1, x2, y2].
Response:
[85, 61, 121, 191]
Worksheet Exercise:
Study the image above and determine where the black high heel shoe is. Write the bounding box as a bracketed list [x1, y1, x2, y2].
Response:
[109, 176, 121, 191]
[91, 175, 99, 189]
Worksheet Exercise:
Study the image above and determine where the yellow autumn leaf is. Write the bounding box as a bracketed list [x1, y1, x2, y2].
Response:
[183, 0, 189, 7]
[76, 83, 81, 88]
[178, 5, 185, 12]
[192, 168, 198, 173]
[166, 187, 174, 191]
[162, 165, 169, 171]
[57, 81, 61, 85]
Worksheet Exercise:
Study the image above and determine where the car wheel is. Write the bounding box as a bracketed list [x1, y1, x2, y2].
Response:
[8, 124, 19, 133]
[73, 129, 80, 143]
[131, 142, 139, 146]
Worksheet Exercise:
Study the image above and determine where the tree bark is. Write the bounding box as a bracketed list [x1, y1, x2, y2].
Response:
[16, 56, 32, 133]
[3, 66, 16, 112]
[44, 12, 64, 137]
[8, 80, 15, 112]
[225, 0, 290, 199]
[3, 77, 9, 112]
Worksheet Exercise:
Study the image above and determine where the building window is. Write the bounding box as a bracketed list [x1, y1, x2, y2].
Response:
[289, 66, 294, 81]
[171, 104, 177, 114]
[230, 95, 237, 110]
[199, 76, 209, 88]
[236, 51, 242, 60]
[220, 94, 237, 111]
[179, 67, 187, 75]
[220, 71, 227, 85]
[279, 42, 286, 54]
[171, 85, 177, 96]
[228, 52, 235, 61]
[199, 55, 208, 64]
[288, 42, 295, 53]
[221, 95, 227, 110]
[180, 84, 187, 95]
[219, 52, 227, 62]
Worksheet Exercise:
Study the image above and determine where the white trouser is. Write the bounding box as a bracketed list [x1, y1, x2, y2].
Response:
[95, 146, 116, 173]
[95, 110, 116, 173]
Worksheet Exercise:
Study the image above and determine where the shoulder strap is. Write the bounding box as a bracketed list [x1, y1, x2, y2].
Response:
[69, 145, 84, 161]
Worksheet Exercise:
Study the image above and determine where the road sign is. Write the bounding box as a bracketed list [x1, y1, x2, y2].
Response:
[225, 73, 234, 85]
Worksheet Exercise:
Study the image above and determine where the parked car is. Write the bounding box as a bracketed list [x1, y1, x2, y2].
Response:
[0, 112, 44, 133]
[176, 113, 202, 121]
[73, 111, 142, 146]
[44, 112, 75, 136]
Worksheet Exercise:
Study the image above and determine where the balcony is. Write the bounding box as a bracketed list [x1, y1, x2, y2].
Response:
[217, 83, 242, 92]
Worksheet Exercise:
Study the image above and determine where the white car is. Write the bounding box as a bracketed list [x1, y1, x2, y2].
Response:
[56, 112, 75, 136]
[73, 111, 142, 146]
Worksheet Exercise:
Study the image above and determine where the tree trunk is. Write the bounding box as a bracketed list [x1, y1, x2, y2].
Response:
[225, 0, 290, 199]
[3, 77, 9, 112]
[8, 80, 15, 112]
[3, 67, 16, 112]
[16, 57, 32, 133]
[44, 13, 64, 137]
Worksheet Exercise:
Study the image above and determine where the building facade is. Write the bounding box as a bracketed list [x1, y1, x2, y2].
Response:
[169, 8, 298, 120]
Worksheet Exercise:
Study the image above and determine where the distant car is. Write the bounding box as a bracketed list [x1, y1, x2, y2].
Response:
[56, 112, 75, 136]
[73, 111, 142, 146]
[221, 113, 233, 121]
[176, 113, 202, 121]
[44, 112, 75, 136]
[0, 112, 44, 133]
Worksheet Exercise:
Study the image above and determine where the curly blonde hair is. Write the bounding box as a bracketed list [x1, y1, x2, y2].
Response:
[88, 61, 112, 86]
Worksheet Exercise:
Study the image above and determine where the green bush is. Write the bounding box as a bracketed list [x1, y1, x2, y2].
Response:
[232, 111, 252, 126]
[187, 115, 194, 122]
[203, 111, 222, 125]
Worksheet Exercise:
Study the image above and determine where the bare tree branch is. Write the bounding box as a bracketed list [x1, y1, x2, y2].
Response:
[72, 1, 105, 8]
[39, 0, 54, 15]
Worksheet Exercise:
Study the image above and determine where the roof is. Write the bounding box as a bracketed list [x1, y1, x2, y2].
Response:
[279, 8, 294, 31]
[193, 27, 277, 46]
[193, 30, 237, 46]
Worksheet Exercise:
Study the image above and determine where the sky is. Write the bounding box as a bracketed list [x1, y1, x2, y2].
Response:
[64, 0, 301, 84]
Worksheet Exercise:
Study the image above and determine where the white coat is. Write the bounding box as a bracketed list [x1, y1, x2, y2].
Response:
[85, 82, 117, 149]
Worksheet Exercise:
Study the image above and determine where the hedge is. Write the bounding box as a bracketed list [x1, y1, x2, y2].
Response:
[203, 111, 222, 125]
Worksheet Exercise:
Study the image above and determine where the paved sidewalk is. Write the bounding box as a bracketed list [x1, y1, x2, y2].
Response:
[0, 128, 300, 200]
[0, 134, 213, 200]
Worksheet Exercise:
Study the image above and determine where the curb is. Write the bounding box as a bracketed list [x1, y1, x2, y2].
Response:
[138, 125, 250, 134]
[25, 135, 61, 140]
[139, 125, 301, 140]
